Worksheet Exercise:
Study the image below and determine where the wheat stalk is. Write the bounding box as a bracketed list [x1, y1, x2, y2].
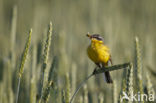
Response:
[78, 95, 83, 103]
[30, 45, 37, 103]
[10, 5, 17, 70]
[65, 73, 71, 103]
[16, 29, 32, 103]
[62, 90, 66, 103]
[83, 84, 88, 103]
[71, 63, 77, 95]
[38, 22, 52, 103]
[99, 93, 104, 103]
[135, 37, 144, 103]
[113, 80, 117, 103]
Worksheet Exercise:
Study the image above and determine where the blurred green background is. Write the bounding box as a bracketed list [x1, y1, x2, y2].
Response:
[0, 0, 156, 103]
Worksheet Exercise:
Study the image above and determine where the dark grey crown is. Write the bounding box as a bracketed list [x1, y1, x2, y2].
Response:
[91, 34, 104, 41]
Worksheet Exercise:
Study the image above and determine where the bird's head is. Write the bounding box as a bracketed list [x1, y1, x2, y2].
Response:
[86, 33, 104, 43]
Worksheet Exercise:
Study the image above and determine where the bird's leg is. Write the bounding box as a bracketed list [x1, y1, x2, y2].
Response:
[93, 63, 101, 74]
[96, 63, 102, 68]
[109, 57, 113, 66]
[93, 66, 98, 74]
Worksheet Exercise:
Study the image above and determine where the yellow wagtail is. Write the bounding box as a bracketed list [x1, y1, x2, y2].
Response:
[86, 33, 113, 83]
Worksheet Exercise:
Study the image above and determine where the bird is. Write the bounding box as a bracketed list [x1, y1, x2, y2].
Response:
[86, 33, 113, 83]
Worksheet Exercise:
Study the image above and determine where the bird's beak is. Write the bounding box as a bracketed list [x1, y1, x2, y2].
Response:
[86, 33, 91, 39]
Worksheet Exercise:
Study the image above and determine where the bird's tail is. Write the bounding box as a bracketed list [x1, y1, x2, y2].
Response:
[103, 57, 113, 83]
[103, 71, 113, 83]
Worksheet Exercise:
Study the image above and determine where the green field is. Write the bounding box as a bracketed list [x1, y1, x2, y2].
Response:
[0, 0, 156, 103]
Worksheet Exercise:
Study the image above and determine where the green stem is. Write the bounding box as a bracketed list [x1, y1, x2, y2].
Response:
[69, 74, 93, 103]
[70, 62, 130, 103]
[93, 62, 130, 75]
[15, 78, 21, 103]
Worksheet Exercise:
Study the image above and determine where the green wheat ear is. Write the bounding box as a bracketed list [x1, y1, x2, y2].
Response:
[38, 22, 53, 102]
[41, 81, 53, 103]
[134, 37, 144, 99]
[41, 57, 57, 103]
[126, 63, 133, 103]
[43, 22, 52, 69]
[146, 72, 155, 99]
[118, 66, 128, 103]
[16, 29, 32, 103]
[18, 29, 32, 78]
[48, 56, 57, 82]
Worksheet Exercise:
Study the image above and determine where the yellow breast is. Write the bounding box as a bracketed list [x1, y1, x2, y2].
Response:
[87, 39, 110, 64]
